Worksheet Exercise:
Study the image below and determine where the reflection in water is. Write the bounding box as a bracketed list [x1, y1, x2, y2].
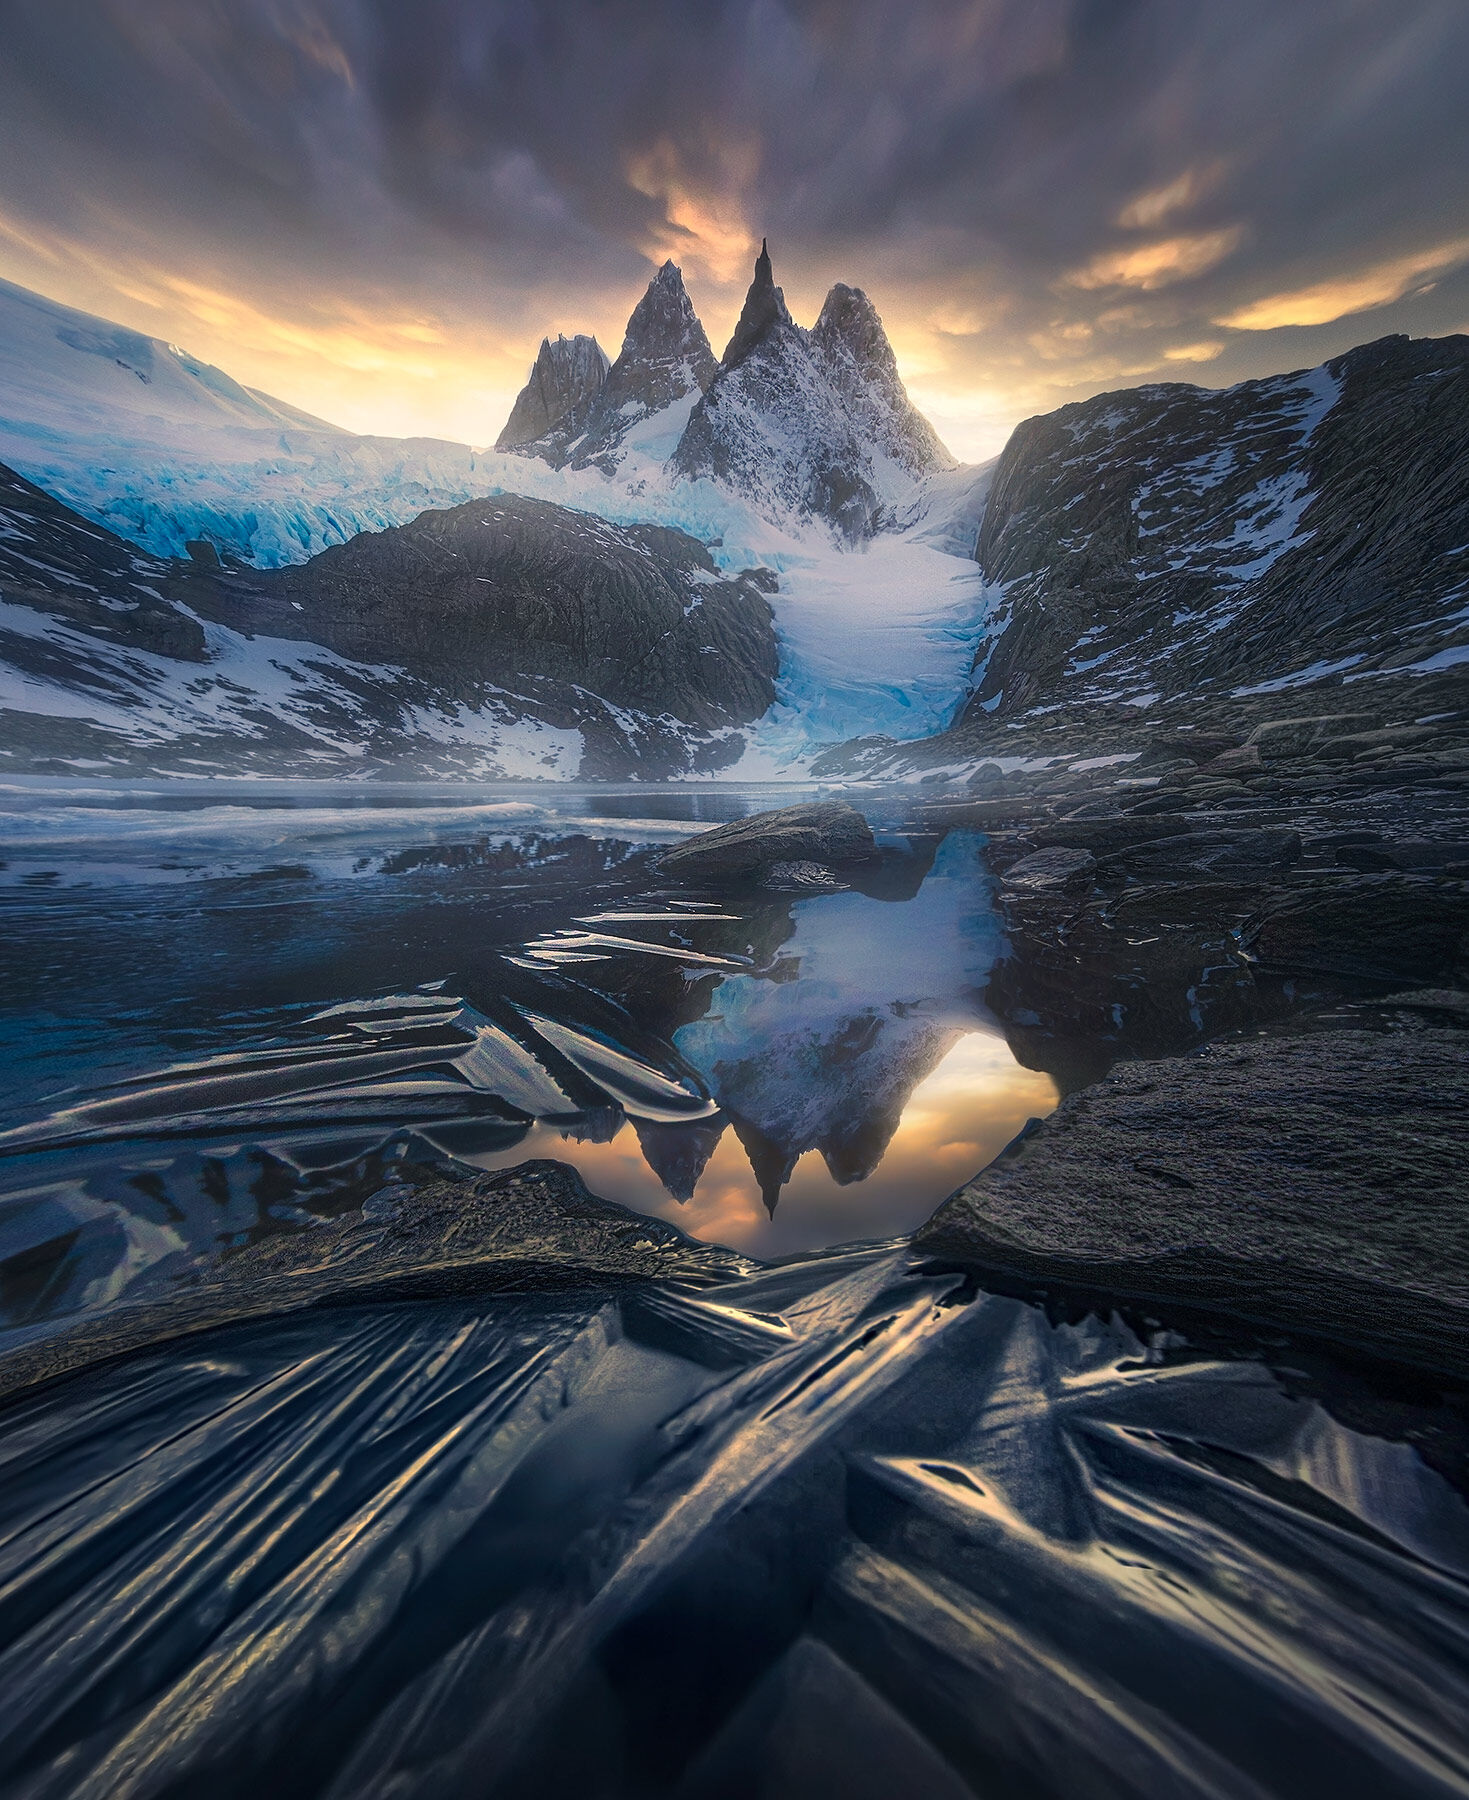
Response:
[462, 1032, 1057, 1258]
[460, 832, 1055, 1255]
[2, 787, 1467, 1796]
[0, 818, 1057, 1308]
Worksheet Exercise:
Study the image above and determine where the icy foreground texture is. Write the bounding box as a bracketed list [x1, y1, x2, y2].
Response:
[0, 1246, 1465, 1798]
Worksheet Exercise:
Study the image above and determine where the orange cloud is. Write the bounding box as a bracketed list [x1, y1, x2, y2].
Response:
[1116, 164, 1225, 230]
[1062, 227, 1244, 293]
[625, 138, 759, 285]
[1163, 339, 1225, 362]
[1215, 238, 1469, 330]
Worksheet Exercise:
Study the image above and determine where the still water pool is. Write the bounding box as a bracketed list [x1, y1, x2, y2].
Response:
[0, 779, 1054, 1318]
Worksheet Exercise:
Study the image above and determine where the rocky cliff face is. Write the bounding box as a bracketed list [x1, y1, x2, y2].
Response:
[960, 333, 1469, 722]
[0, 463, 205, 661]
[494, 334, 610, 450]
[241, 495, 778, 730]
[0, 466, 779, 779]
[519, 262, 716, 472]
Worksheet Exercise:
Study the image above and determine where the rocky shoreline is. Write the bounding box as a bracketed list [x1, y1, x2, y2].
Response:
[874, 699, 1469, 1382]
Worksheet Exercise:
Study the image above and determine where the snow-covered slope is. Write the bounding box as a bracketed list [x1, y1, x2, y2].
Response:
[0, 277, 503, 565]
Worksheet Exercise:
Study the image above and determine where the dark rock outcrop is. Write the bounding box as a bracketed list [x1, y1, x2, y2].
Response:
[1244, 874, 1469, 985]
[234, 495, 779, 733]
[495, 333, 610, 449]
[660, 801, 876, 881]
[959, 333, 1469, 721]
[918, 1025, 1469, 1376]
[1001, 847, 1097, 892]
[0, 468, 781, 778]
[0, 461, 205, 660]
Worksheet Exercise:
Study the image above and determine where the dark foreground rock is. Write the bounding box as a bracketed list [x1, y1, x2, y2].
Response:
[0, 1161, 744, 1403]
[1244, 874, 1469, 985]
[660, 801, 876, 881]
[917, 1025, 1469, 1377]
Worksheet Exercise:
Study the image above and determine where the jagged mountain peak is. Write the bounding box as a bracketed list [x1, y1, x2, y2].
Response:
[811, 283, 896, 380]
[811, 283, 954, 477]
[722, 238, 797, 370]
[495, 332, 610, 450]
[510, 260, 717, 472]
[618, 259, 715, 386]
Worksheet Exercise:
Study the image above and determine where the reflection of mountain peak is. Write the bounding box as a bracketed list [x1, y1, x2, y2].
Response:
[633, 1114, 727, 1203]
[669, 832, 1005, 1215]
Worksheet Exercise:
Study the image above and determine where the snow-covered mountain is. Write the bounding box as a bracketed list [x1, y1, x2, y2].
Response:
[505, 261, 716, 472]
[961, 332, 1469, 718]
[671, 242, 888, 543]
[816, 331, 1469, 777]
[810, 283, 954, 485]
[0, 277, 505, 566]
[507, 242, 954, 542]
[0, 461, 779, 779]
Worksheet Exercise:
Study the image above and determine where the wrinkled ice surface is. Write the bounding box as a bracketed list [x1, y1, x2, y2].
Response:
[0, 779, 1053, 1321]
[1, 779, 1467, 1800]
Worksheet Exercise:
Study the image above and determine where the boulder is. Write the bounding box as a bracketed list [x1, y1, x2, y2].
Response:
[1032, 813, 1190, 854]
[1244, 875, 1469, 984]
[920, 797, 1050, 831]
[1247, 715, 1378, 759]
[1334, 839, 1469, 874]
[660, 802, 876, 881]
[1112, 827, 1302, 882]
[916, 1026, 1469, 1376]
[1198, 743, 1263, 777]
[1000, 847, 1097, 893]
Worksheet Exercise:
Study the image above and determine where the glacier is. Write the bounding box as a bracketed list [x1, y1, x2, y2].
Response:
[0, 274, 999, 770]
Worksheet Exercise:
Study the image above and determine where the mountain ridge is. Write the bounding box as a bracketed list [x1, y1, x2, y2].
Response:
[811, 329, 1469, 778]
[506, 243, 953, 540]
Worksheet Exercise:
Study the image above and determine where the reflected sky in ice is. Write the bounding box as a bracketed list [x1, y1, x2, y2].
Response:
[462, 1032, 1056, 1259]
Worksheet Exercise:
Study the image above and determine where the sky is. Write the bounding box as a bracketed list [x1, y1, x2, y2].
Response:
[1, 0, 1466, 463]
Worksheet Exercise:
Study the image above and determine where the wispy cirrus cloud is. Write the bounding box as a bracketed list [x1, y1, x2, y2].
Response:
[1216, 238, 1469, 330]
